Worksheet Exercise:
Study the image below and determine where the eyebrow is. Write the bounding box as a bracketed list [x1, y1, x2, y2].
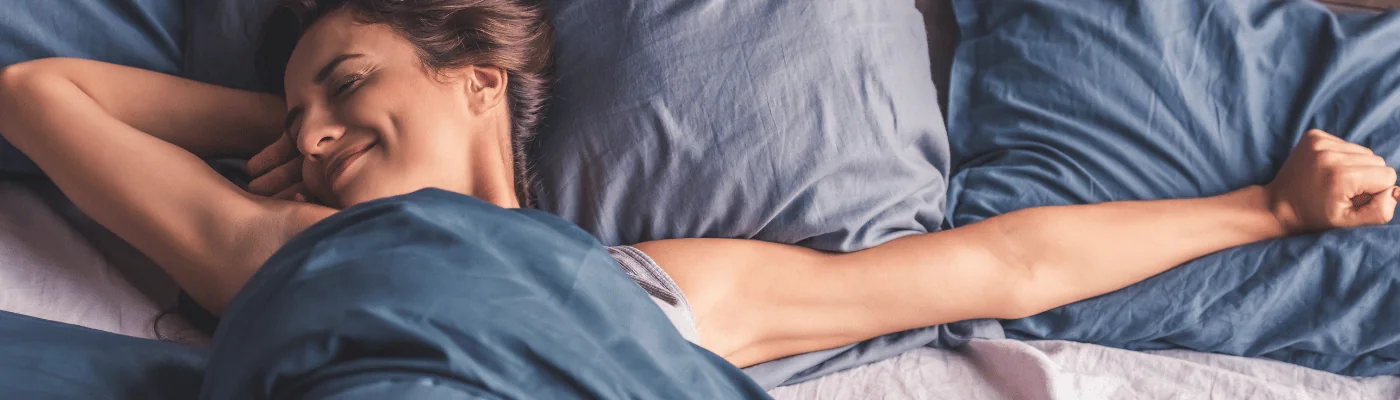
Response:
[284, 53, 366, 132]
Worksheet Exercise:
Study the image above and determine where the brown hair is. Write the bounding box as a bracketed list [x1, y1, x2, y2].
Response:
[256, 0, 553, 207]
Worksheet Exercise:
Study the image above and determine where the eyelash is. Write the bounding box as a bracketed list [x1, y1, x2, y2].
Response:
[334, 73, 364, 97]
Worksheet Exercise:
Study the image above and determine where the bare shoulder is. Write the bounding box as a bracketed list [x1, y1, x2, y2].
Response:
[632, 239, 830, 303]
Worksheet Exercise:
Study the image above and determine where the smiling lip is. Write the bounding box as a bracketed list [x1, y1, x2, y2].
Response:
[326, 143, 374, 188]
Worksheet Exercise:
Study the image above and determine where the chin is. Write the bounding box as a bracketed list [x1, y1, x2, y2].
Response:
[330, 183, 428, 209]
[333, 191, 390, 209]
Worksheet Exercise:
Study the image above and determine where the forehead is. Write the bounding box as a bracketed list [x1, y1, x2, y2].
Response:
[284, 10, 413, 89]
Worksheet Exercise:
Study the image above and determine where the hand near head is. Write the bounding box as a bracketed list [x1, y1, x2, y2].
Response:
[246, 134, 310, 202]
[1267, 129, 1399, 233]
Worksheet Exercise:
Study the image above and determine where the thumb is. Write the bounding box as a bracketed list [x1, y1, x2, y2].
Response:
[1361, 186, 1400, 225]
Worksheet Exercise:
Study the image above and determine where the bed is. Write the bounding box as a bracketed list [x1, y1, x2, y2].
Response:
[4, 181, 1399, 398]
[5, 0, 1400, 397]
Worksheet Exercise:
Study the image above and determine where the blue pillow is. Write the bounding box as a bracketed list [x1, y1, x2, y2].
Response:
[0, 0, 185, 174]
[535, 0, 949, 253]
[946, 0, 1400, 223]
[946, 0, 1400, 375]
[183, 0, 278, 91]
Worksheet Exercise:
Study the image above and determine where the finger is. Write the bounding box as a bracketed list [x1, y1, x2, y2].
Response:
[1357, 186, 1399, 225]
[299, 187, 324, 206]
[1342, 166, 1400, 198]
[246, 135, 299, 177]
[1309, 131, 1374, 155]
[272, 182, 304, 201]
[1328, 152, 1389, 167]
[247, 157, 304, 196]
[1306, 129, 1336, 139]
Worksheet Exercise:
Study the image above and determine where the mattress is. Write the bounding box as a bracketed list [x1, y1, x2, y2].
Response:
[771, 339, 1400, 399]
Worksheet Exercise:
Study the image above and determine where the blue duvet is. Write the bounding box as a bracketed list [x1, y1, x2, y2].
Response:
[0, 189, 767, 398]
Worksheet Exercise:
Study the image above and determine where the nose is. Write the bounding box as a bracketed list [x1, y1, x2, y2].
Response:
[295, 109, 345, 162]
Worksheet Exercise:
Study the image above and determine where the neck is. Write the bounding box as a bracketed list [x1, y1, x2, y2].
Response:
[464, 113, 521, 209]
[472, 177, 521, 209]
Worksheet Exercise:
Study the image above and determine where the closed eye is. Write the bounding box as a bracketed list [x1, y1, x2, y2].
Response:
[333, 74, 363, 97]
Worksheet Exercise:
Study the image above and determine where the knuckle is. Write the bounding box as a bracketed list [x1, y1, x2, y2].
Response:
[1308, 139, 1328, 152]
[1327, 211, 1349, 225]
[1339, 168, 1364, 182]
[1316, 151, 1339, 164]
[1322, 167, 1345, 183]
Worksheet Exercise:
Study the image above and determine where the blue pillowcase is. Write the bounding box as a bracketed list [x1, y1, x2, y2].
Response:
[534, 0, 950, 253]
[945, 0, 1400, 223]
[947, 0, 1400, 375]
[0, 0, 185, 174]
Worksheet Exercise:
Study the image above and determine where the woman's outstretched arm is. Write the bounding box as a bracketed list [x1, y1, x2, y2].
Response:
[0, 58, 332, 314]
[638, 129, 1400, 367]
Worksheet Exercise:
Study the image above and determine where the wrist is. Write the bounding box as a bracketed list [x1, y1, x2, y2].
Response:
[1250, 184, 1299, 236]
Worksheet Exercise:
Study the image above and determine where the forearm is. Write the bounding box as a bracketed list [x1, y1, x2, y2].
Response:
[980, 185, 1285, 317]
[790, 186, 1285, 349]
[12, 58, 285, 158]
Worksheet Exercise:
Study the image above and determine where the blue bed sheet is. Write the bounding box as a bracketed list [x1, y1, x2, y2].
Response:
[946, 0, 1400, 375]
[0, 189, 767, 399]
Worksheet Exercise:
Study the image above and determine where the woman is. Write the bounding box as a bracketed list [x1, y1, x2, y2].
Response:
[0, 0, 1397, 370]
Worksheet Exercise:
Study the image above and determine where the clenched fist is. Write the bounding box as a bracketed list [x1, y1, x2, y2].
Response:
[1266, 129, 1400, 233]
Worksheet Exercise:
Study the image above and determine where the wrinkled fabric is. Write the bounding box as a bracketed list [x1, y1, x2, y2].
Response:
[0, 189, 768, 399]
[947, 0, 1400, 376]
[536, 0, 949, 253]
[0, 312, 206, 399]
[771, 339, 1400, 400]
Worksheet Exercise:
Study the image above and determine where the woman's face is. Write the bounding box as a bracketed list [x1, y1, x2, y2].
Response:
[282, 9, 514, 209]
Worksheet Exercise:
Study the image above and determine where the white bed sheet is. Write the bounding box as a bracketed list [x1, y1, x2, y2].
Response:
[0, 181, 197, 341]
[771, 339, 1400, 400]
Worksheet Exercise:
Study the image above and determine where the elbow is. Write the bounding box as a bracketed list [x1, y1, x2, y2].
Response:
[0, 59, 51, 92]
[0, 64, 31, 136]
[0, 62, 34, 108]
[0, 61, 30, 88]
[0, 60, 63, 134]
[0, 58, 77, 95]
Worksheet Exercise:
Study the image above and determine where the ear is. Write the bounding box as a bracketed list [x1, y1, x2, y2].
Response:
[465, 65, 509, 116]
